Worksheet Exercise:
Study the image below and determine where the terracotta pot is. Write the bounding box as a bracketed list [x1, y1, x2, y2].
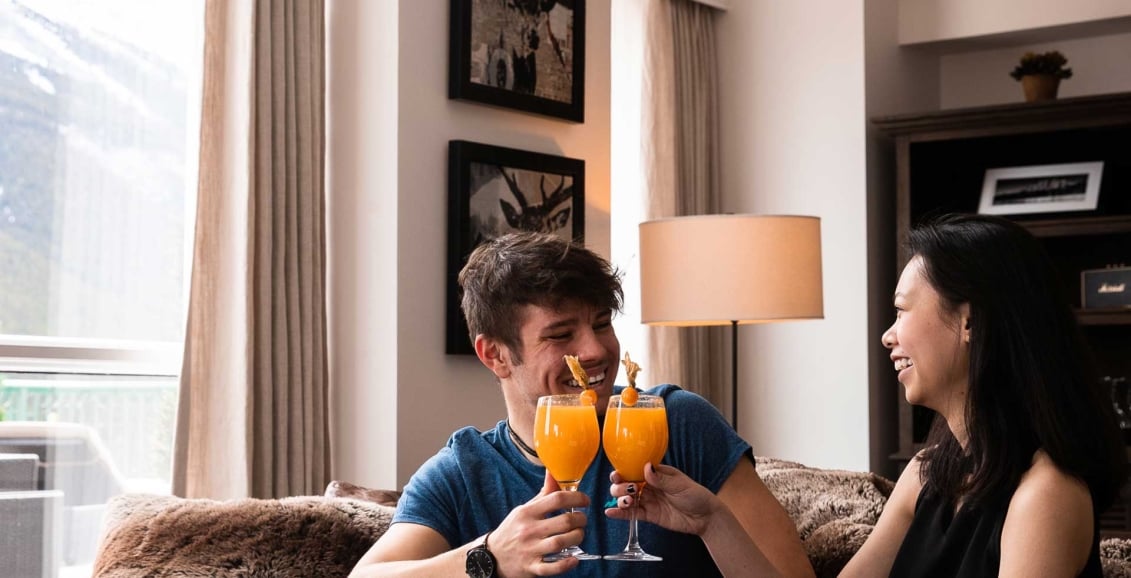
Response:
[1021, 74, 1061, 102]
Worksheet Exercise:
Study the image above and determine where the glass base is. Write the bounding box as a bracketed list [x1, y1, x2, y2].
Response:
[543, 546, 601, 562]
[604, 549, 663, 562]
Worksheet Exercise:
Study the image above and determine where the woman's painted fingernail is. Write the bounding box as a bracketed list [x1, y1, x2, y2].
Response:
[619, 496, 632, 508]
[626, 484, 636, 495]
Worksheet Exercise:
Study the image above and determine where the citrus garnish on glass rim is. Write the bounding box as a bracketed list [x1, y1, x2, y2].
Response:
[564, 354, 598, 405]
[621, 352, 641, 406]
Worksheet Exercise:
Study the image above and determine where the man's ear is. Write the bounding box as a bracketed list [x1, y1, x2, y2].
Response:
[475, 334, 512, 379]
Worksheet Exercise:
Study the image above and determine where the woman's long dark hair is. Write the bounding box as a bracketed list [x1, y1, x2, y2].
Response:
[911, 214, 1126, 511]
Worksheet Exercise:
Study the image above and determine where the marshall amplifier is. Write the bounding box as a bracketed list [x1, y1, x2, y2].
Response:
[1081, 266, 1131, 309]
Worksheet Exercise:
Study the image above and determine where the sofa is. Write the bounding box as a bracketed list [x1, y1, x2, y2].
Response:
[90, 459, 1131, 578]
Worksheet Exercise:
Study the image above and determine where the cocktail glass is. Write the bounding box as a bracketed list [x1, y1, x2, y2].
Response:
[533, 394, 601, 561]
[602, 393, 668, 561]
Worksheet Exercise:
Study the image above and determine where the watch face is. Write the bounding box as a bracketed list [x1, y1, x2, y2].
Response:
[466, 547, 495, 578]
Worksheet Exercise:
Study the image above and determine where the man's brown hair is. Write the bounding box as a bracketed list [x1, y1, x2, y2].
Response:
[458, 232, 623, 362]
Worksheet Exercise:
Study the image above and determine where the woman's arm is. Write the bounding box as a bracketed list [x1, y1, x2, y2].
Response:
[838, 456, 924, 578]
[998, 451, 1094, 578]
[607, 461, 814, 578]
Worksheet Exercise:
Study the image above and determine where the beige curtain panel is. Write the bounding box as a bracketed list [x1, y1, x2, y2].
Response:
[174, 0, 329, 500]
[642, 0, 727, 411]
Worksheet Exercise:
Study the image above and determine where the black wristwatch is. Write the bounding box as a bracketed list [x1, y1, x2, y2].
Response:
[466, 531, 497, 578]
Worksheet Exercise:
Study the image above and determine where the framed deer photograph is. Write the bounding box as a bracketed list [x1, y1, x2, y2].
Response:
[448, 0, 585, 122]
[446, 139, 585, 354]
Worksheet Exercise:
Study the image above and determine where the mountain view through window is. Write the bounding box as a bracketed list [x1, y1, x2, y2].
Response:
[0, 1, 203, 574]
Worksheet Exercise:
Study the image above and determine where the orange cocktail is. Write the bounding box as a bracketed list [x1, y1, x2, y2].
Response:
[533, 394, 601, 561]
[603, 399, 668, 482]
[534, 397, 600, 487]
[603, 393, 667, 562]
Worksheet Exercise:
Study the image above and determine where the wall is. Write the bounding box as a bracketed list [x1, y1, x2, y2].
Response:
[327, 0, 400, 491]
[328, 0, 611, 489]
[899, 0, 1131, 45]
[939, 32, 1131, 109]
[863, 0, 938, 477]
[609, 0, 647, 368]
[715, 0, 871, 471]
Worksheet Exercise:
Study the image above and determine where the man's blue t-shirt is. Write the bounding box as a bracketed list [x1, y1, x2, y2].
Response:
[393, 384, 752, 577]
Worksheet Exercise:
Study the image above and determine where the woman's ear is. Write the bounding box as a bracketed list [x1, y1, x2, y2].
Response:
[960, 303, 972, 343]
[475, 335, 512, 378]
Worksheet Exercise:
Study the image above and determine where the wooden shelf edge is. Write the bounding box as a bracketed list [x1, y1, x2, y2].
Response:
[1021, 215, 1131, 238]
[1075, 308, 1131, 326]
[872, 92, 1131, 137]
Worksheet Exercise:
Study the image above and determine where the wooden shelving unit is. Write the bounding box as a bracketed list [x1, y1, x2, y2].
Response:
[875, 92, 1131, 533]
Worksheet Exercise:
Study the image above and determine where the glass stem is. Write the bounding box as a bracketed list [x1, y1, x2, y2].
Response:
[623, 492, 645, 553]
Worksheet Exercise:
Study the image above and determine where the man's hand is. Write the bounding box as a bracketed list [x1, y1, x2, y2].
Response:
[491, 470, 590, 577]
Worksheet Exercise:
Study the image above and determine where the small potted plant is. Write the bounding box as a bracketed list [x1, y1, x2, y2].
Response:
[1009, 51, 1073, 102]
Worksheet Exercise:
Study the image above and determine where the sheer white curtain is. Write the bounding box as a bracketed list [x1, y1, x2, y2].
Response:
[173, 0, 329, 500]
[642, 0, 727, 410]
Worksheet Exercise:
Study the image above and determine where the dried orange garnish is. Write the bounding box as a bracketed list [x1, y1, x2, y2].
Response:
[564, 354, 588, 386]
[622, 352, 641, 388]
[621, 352, 642, 406]
[565, 355, 597, 405]
[580, 388, 598, 406]
[621, 386, 638, 406]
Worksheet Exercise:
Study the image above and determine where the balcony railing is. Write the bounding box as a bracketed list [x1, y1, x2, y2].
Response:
[0, 374, 178, 485]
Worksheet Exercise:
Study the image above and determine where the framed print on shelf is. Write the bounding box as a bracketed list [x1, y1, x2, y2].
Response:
[446, 140, 586, 354]
[978, 161, 1104, 216]
[449, 0, 585, 122]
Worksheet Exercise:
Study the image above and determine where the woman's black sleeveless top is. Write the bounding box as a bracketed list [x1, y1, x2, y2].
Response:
[888, 484, 1102, 577]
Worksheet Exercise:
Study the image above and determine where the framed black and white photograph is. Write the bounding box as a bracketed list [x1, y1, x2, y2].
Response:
[447, 140, 585, 354]
[978, 162, 1104, 216]
[449, 0, 585, 123]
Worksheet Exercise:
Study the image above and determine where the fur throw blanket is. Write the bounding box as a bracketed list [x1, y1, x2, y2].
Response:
[92, 494, 394, 577]
[1102, 537, 1131, 578]
[756, 457, 895, 577]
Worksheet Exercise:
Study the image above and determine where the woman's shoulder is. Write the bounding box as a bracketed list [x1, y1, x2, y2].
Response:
[1012, 450, 1091, 506]
[998, 450, 1096, 576]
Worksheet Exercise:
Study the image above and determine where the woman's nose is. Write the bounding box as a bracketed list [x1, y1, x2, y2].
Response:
[881, 326, 896, 349]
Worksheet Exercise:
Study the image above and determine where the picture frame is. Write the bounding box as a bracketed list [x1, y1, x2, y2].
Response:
[449, 0, 585, 123]
[978, 161, 1104, 216]
[447, 140, 585, 354]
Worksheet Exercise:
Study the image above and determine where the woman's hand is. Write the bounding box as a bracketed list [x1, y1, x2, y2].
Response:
[605, 462, 721, 536]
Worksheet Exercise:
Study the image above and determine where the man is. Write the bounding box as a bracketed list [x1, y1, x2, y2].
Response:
[350, 233, 813, 577]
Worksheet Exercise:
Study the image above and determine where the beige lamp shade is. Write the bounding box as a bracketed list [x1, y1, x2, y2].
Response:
[639, 214, 824, 325]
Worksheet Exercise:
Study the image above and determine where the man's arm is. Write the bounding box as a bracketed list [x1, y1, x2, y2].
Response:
[717, 458, 816, 578]
[349, 523, 465, 578]
[350, 471, 588, 578]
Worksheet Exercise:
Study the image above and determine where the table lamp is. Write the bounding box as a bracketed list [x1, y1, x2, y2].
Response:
[639, 214, 824, 429]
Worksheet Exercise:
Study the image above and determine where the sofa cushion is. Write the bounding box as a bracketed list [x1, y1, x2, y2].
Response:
[324, 480, 402, 507]
[1102, 538, 1131, 578]
[92, 494, 394, 577]
[756, 457, 895, 578]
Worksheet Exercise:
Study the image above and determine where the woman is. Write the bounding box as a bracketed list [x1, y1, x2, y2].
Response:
[610, 214, 1126, 577]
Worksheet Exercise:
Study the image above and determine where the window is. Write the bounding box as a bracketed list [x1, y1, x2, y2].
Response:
[0, 0, 203, 573]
